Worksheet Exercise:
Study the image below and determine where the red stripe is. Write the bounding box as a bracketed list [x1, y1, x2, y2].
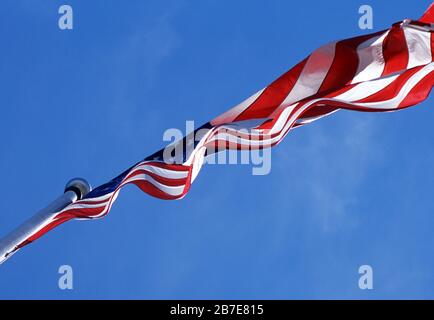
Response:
[420, 3, 434, 23]
[297, 105, 338, 120]
[233, 58, 307, 122]
[319, 32, 384, 91]
[131, 180, 187, 200]
[382, 25, 409, 76]
[398, 69, 434, 108]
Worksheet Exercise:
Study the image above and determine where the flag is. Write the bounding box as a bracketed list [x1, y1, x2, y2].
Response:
[4, 3, 434, 262]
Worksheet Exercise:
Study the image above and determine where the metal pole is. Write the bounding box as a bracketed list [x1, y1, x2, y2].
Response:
[0, 178, 91, 265]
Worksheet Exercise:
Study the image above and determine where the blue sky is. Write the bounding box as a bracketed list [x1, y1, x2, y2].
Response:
[0, 0, 434, 299]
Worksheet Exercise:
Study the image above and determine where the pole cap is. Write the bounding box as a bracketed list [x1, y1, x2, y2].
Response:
[65, 178, 92, 200]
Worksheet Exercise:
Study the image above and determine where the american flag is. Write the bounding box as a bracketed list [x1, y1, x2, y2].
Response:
[4, 4, 434, 261]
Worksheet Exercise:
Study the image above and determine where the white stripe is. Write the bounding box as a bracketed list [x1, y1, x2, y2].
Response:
[132, 163, 188, 179]
[335, 72, 401, 101]
[123, 174, 186, 196]
[80, 192, 113, 203]
[351, 31, 389, 84]
[190, 147, 207, 183]
[65, 198, 111, 210]
[280, 41, 336, 107]
[270, 103, 299, 134]
[404, 26, 432, 69]
[184, 125, 216, 165]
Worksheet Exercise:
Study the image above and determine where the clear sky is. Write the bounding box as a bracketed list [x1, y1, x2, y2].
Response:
[0, 0, 434, 299]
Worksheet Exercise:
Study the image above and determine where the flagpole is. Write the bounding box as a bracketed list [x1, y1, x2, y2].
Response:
[0, 178, 91, 265]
